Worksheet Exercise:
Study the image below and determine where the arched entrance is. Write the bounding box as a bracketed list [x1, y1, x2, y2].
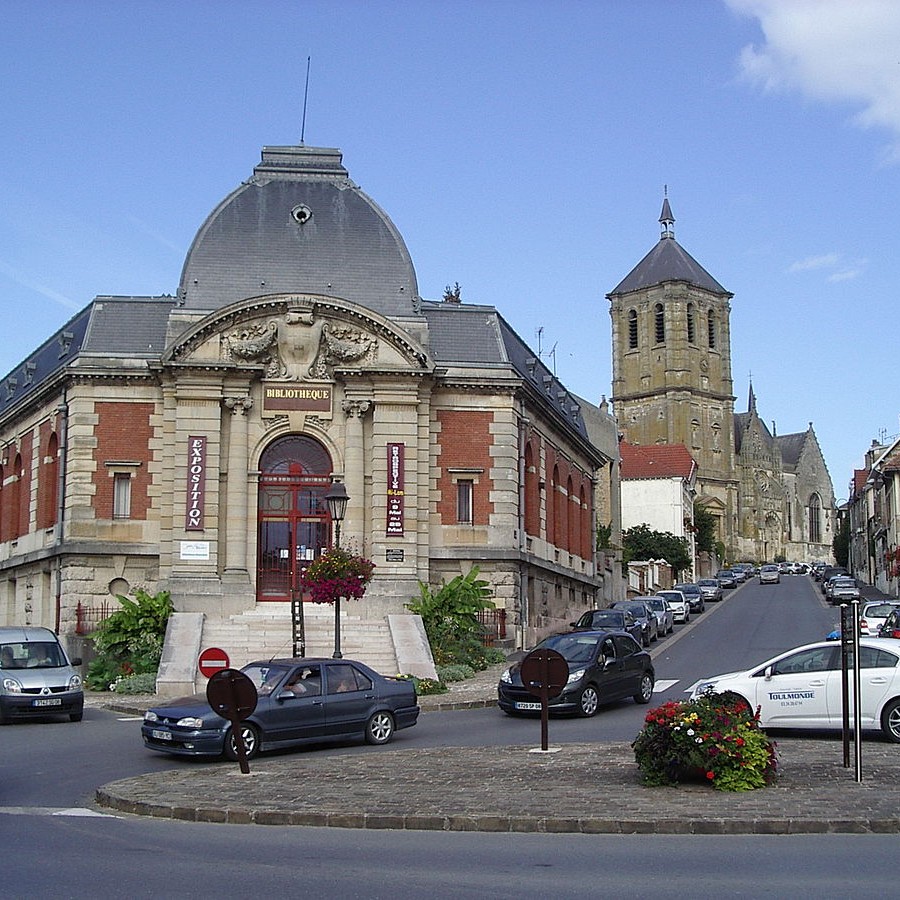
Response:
[257, 435, 334, 602]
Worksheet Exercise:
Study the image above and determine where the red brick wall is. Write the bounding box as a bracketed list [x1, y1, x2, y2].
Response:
[15, 434, 33, 538]
[37, 423, 58, 530]
[92, 402, 154, 519]
[436, 410, 494, 525]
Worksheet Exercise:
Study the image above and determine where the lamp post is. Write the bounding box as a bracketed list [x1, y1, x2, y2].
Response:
[324, 479, 349, 659]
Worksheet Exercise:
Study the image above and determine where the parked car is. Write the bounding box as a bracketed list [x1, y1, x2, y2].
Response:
[611, 600, 659, 646]
[732, 562, 754, 579]
[716, 570, 738, 589]
[142, 658, 419, 759]
[811, 562, 828, 581]
[571, 608, 644, 645]
[656, 589, 690, 625]
[759, 564, 781, 585]
[498, 631, 655, 717]
[0, 626, 84, 724]
[860, 601, 900, 636]
[674, 583, 705, 613]
[697, 578, 724, 603]
[644, 596, 675, 636]
[690, 638, 900, 742]
[827, 576, 861, 605]
[820, 566, 849, 594]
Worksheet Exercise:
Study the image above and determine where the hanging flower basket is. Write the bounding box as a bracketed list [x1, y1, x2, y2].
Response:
[298, 547, 375, 604]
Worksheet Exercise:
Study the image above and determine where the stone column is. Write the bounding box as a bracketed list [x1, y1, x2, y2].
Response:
[341, 398, 370, 548]
[223, 396, 253, 577]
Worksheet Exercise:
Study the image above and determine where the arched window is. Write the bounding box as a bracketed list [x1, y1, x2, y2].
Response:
[566, 474, 575, 553]
[580, 483, 591, 559]
[708, 311, 717, 349]
[808, 494, 822, 543]
[687, 303, 695, 344]
[628, 309, 638, 349]
[654, 304, 665, 343]
[549, 464, 561, 547]
[9, 453, 23, 539]
[524, 442, 540, 537]
[38, 431, 59, 530]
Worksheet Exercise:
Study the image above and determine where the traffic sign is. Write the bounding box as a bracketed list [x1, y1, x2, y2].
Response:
[198, 646, 230, 679]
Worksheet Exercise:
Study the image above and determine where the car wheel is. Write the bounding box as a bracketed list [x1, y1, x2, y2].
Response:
[880, 698, 900, 743]
[633, 673, 654, 704]
[365, 710, 395, 745]
[224, 723, 260, 761]
[642, 632, 650, 648]
[577, 685, 600, 717]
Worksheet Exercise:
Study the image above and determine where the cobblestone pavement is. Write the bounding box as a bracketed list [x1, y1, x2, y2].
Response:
[90, 663, 900, 834]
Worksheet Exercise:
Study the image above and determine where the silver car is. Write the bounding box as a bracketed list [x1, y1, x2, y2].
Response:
[645, 596, 675, 636]
[0, 626, 84, 724]
[759, 564, 781, 585]
[697, 578, 723, 602]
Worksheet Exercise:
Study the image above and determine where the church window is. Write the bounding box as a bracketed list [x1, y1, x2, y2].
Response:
[687, 303, 695, 344]
[628, 310, 638, 349]
[808, 494, 822, 543]
[708, 311, 717, 349]
[654, 304, 665, 343]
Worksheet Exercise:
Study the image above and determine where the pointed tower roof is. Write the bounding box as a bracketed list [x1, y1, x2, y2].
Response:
[748, 379, 757, 414]
[608, 198, 731, 297]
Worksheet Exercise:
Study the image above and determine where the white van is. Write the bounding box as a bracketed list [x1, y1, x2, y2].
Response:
[0, 626, 84, 723]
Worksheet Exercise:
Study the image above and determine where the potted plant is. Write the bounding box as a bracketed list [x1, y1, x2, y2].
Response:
[298, 547, 375, 604]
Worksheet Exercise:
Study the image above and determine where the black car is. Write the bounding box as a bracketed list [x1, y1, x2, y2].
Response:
[674, 582, 705, 613]
[570, 608, 644, 645]
[498, 631, 655, 717]
[142, 658, 419, 760]
[611, 600, 659, 645]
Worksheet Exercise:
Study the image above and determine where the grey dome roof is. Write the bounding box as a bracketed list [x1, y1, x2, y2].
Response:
[178, 146, 420, 317]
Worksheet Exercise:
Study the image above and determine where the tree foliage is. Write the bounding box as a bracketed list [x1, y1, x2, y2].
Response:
[692, 502, 718, 555]
[622, 524, 692, 579]
[833, 514, 850, 568]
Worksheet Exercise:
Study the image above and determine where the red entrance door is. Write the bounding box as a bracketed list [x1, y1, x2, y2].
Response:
[257, 436, 333, 602]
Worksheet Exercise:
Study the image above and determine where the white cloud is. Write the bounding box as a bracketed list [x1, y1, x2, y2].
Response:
[727, 0, 900, 159]
[0, 260, 80, 310]
[788, 253, 840, 273]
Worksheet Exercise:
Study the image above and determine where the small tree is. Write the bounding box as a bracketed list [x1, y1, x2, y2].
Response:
[693, 503, 718, 555]
[622, 524, 692, 581]
[406, 566, 497, 668]
[833, 515, 850, 568]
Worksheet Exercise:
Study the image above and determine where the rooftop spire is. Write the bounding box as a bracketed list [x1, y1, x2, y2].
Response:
[659, 186, 675, 239]
[748, 376, 757, 414]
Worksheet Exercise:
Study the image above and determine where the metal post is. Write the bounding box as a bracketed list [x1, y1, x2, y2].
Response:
[852, 598, 862, 782]
[332, 518, 343, 659]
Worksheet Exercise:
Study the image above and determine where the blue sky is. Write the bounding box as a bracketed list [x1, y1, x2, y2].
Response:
[2, 0, 899, 497]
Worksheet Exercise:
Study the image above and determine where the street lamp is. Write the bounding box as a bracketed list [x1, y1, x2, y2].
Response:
[324, 479, 349, 659]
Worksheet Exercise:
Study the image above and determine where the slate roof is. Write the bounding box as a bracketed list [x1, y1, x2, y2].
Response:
[178, 146, 420, 319]
[619, 441, 697, 480]
[0, 296, 174, 420]
[608, 235, 730, 296]
[775, 432, 808, 472]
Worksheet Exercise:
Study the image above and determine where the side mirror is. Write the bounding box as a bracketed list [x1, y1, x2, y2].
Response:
[764, 665, 774, 680]
[276, 690, 296, 702]
[70, 657, 83, 667]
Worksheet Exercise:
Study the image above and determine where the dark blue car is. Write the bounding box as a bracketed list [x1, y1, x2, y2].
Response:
[142, 658, 419, 760]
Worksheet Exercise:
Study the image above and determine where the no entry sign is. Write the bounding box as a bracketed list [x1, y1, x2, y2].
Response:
[198, 646, 230, 679]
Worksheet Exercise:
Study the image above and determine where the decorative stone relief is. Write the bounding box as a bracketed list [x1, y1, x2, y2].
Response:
[221, 321, 284, 378]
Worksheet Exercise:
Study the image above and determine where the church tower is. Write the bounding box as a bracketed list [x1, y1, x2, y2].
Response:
[608, 198, 739, 550]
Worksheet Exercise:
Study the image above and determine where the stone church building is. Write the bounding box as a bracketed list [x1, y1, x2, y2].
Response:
[608, 199, 835, 564]
[0, 143, 622, 672]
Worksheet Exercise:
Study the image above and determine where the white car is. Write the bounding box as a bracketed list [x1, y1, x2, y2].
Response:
[656, 589, 690, 624]
[859, 601, 900, 636]
[690, 639, 900, 742]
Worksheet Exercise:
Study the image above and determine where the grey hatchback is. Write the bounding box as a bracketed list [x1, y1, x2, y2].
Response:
[0, 626, 84, 723]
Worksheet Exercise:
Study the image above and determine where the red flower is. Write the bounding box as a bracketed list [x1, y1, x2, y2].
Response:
[706, 771, 715, 780]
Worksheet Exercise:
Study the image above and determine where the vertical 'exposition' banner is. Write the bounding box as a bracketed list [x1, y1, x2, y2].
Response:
[185, 435, 207, 531]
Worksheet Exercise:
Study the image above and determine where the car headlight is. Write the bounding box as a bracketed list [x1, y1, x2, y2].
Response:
[500, 669, 512, 684]
[567, 668, 585, 684]
[176, 716, 205, 728]
[692, 680, 718, 698]
[2, 676, 22, 694]
[68, 674, 82, 691]
[143, 710, 159, 723]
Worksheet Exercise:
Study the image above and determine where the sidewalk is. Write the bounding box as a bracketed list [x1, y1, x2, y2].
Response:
[92, 662, 900, 834]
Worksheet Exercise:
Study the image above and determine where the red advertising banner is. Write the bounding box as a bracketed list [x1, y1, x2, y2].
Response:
[185, 435, 207, 531]
[386, 442, 404, 537]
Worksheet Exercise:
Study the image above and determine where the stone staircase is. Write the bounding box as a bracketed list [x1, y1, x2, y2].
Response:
[192, 604, 399, 692]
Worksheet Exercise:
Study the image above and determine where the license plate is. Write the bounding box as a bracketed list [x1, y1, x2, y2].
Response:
[515, 701, 542, 711]
[33, 697, 61, 707]
[151, 729, 173, 741]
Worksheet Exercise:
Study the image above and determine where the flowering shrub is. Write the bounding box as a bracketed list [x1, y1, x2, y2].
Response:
[298, 547, 375, 604]
[632, 691, 777, 792]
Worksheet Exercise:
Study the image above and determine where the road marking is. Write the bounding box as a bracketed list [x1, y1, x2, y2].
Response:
[117, 716, 145, 721]
[652, 679, 679, 693]
[0, 806, 116, 818]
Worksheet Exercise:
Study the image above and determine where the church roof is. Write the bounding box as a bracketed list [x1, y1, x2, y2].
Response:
[608, 200, 730, 297]
[619, 441, 697, 480]
[775, 432, 808, 472]
[178, 146, 420, 318]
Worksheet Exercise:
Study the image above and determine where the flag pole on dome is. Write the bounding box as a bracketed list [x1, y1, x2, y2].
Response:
[300, 56, 311, 145]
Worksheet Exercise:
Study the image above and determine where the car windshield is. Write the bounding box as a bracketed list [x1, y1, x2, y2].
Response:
[617, 603, 647, 616]
[241, 663, 292, 695]
[698, 580, 717, 587]
[0, 641, 64, 669]
[583, 611, 623, 627]
[537, 633, 601, 665]
[657, 592, 682, 602]
[865, 604, 899, 617]
[647, 599, 665, 611]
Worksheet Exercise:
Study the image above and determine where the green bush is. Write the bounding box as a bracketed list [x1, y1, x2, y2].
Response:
[406, 567, 498, 670]
[112, 672, 158, 694]
[86, 588, 173, 691]
[436, 663, 475, 683]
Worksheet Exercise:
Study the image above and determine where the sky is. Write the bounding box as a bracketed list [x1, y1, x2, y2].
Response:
[2, 0, 899, 497]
